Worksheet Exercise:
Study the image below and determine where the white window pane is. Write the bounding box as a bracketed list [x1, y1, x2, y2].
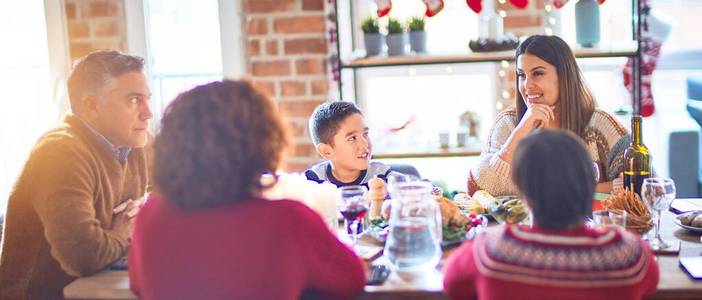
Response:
[362, 65, 495, 153]
[146, 0, 222, 75]
[0, 2, 55, 213]
[0, 1, 49, 67]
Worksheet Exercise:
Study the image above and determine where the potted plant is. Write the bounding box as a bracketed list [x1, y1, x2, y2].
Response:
[408, 16, 426, 53]
[385, 17, 406, 56]
[361, 15, 383, 56]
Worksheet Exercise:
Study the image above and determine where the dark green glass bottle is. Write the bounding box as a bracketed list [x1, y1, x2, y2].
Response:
[623, 115, 651, 196]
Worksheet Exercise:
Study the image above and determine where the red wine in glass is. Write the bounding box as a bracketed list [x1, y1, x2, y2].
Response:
[340, 205, 367, 222]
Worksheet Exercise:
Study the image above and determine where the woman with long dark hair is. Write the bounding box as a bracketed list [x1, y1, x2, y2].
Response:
[468, 35, 629, 196]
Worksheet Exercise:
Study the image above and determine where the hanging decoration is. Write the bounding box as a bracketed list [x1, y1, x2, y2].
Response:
[466, 0, 528, 14]
[424, 0, 445, 17]
[552, 0, 606, 9]
[622, 0, 672, 117]
[375, 0, 392, 17]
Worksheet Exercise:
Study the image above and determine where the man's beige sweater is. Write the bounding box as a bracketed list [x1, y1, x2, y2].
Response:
[0, 115, 150, 299]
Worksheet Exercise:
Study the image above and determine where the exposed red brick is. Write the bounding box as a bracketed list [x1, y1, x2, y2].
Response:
[302, 0, 325, 11]
[266, 40, 278, 56]
[274, 16, 325, 34]
[70, 42, 94, 60]
[251, 60, 291, 77]
[310, 79, 329, 95]
[246, 18, 267, 36]
[251, 80, 276, 97]
[504, 15, 542, 30]
[65, 2, 77, 19]
[293, 143, 315, 157]
[244, 0, 295, 14]
[281, 81, 307, 97]
[68, 21, 89, 38]
[284, 38, 326, 55]
[295, 58, 326, 75]
[279, 100, 324, 118]
[283, 161, 313, 172]
[286, 120, 308, 138]
[94, 20, 121, 37]
[81, 1, 120, 18]
[248, 40, 261, 56]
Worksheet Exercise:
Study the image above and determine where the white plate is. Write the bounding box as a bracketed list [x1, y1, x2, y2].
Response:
[674, 211, 702, 233]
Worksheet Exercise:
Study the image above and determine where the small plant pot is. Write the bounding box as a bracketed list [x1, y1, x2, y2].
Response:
[363, 33, 384, 56]
[386, 33, 407, 56]
[409, 31, 426, 53]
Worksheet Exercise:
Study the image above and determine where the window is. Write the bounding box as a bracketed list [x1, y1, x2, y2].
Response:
[126, 0, 245, 130]
[560, 0, 702, 178]
[0, 0, 68, 213]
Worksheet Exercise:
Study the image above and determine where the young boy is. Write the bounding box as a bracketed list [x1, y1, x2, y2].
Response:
[306, 101, 391, 218]
[306, 101, 394, 187]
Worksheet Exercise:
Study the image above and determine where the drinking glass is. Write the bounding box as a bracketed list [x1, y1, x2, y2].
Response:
[592, 162, 600, 183]
[338, 185, 368, 250]
[640, 178, 676, 250]
[591, 209, 627, 228]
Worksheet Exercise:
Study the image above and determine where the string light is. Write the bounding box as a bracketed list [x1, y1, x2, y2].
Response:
[498, 10, 507, 18]
[500, 60, 509, 68]
[544, 2, 556, 36]
[498, 70, 506, 77]
[498, 0, 506, 4]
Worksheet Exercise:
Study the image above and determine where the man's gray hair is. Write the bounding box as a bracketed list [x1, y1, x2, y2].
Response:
[66, 50, 145, 113]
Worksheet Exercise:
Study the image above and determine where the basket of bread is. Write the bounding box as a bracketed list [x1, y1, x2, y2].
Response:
[601, 189, 653, 234]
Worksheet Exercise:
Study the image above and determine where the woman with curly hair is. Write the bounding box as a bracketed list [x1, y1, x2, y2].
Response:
[128, 80, 366, 299]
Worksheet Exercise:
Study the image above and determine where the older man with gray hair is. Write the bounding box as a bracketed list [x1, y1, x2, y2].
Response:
[0, 50, 153, 299]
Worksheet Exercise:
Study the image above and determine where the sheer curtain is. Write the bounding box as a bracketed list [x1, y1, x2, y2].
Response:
[0, 1, 66, 214]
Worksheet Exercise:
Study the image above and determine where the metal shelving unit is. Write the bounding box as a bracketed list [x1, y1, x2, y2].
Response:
[332, 0, 643, 158]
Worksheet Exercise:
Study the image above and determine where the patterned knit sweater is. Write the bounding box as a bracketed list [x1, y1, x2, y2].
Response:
[468, 108, 630, 196]
[443, 225, 659, 300]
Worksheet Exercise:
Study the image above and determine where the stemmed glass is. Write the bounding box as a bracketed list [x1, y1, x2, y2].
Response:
[592, 162, 600, 183]
[640, 178, 676, 250]
[338, 185, 368, 250]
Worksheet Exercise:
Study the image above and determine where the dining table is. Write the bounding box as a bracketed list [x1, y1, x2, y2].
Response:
[64, 198, 702, 300]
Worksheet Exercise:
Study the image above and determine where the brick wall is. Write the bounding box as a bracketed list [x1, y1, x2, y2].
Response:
[65, 0, 127, 61]
[242, 0, 332, 172]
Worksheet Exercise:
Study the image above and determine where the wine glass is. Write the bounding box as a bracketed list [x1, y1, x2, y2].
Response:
[640, 178, 676, 250]
[338, 185, 368, 251]
[592, 162, 600, 183]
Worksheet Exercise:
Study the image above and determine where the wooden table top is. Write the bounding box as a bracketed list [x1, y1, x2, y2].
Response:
[64, 199, 702, 300]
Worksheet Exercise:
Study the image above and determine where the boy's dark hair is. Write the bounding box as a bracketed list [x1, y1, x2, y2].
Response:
[154, 80, 289, 209]
[308, 101, 362, 146]
[512, 129, 595, 229]
[67, 50, 145, 114]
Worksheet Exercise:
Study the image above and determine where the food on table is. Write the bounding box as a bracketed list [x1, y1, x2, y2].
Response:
[691, 214, 702, 228]
[602, 189, 652, 233]
[370, 193, 485, 244]
[453, 192, 487, 215]
[472, 190, 500, 208]
[368, 178, 387, 218]
[487, 198, 529, 224]
[679, 211, 700, 226]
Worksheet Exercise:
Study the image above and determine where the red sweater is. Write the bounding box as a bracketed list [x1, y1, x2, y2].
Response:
[129, 195, 366, 300]
[443, 225, 659, 300]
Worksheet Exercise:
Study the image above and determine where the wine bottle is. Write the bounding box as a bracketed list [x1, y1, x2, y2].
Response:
[623, 115, 651, 196]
